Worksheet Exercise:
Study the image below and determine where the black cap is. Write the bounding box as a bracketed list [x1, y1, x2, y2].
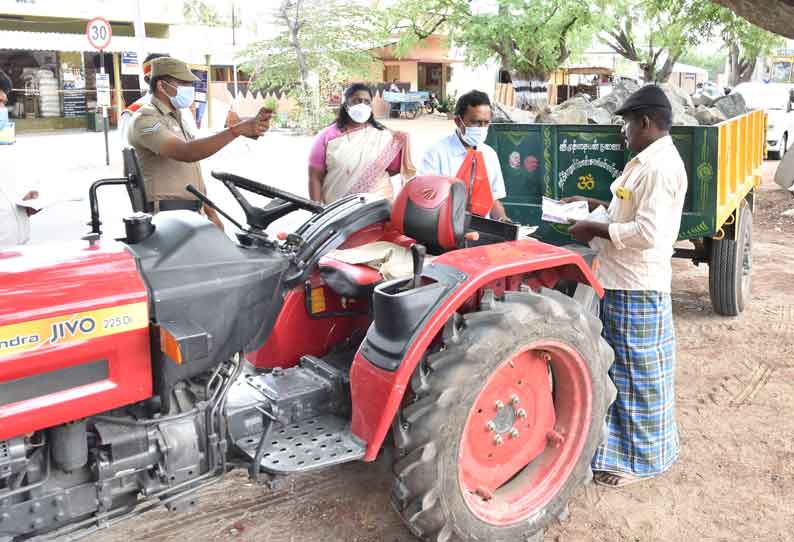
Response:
[615, 84, 672, 116]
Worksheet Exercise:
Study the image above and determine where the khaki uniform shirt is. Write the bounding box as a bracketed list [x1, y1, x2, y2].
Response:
[128, 96, 206, 207]
[596, 135, 688, 293]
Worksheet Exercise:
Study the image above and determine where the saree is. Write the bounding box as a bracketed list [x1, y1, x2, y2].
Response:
[322, 126, 414, 204]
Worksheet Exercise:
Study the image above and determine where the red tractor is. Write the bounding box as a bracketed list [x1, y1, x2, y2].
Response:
[0, 161, 614, 542]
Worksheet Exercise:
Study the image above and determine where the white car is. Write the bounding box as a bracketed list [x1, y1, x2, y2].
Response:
[731, 82, 794, 159]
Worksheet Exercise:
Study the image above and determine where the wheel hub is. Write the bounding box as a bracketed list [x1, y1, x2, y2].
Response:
[458, 341, 593, 526]
[488, 399, 518, 435]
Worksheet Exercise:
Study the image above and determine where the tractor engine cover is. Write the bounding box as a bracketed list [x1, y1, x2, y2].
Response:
[0, 241, 152, 441]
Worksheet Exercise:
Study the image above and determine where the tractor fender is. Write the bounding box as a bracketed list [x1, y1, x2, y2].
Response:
[349, 239, 603, 461]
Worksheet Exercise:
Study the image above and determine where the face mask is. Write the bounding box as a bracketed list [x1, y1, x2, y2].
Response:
[460, 125, 489, 147]
[0, 105, 7, 130]
[347, 103, 372, 124]
[164, 82, 195, 109]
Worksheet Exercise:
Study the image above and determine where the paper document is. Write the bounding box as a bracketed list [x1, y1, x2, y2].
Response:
[586, 205, 610, 224]
[15, 193, 68, 211]
[541, 197, 589, 224]
[518, 225, 539, 238]
[586, 206, 610, 251]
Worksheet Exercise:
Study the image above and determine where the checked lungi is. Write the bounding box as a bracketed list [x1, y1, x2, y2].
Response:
[592, 290, 680, 477]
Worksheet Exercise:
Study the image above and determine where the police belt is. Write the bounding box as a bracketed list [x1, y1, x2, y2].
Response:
[152, 199, 202, 212]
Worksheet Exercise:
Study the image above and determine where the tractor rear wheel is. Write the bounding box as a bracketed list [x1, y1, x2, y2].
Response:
[391, 289, 615, 542]
[709, 204, 753, 316]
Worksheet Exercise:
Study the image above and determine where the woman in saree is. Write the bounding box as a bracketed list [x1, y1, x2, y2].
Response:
[308, 83, 415, 204]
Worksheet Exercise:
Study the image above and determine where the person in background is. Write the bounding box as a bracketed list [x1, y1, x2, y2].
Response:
[564, 85, 687, 488]
[129, 57, 271, 228]
[419, 90, 508, 220]
[0, 70, 10, 129]
[308, 83, 415, 204]
[1, 77, 40, 248]
[120, 53, 169, 148]
[389, 79, 400, 92]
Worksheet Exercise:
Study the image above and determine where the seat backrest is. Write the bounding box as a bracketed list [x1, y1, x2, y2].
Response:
[390, 175, 467, 254]
[123, 148, 152, 213]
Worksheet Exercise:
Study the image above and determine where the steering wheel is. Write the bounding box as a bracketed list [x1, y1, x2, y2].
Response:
[211, 171, 323, 231]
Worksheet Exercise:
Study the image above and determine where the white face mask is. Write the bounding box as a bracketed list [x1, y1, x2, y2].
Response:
[348, 103, 372, 124]
[460, 125, 489, 147]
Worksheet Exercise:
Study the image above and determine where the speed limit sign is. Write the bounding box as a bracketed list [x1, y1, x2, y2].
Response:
[86, 17, 112, 51]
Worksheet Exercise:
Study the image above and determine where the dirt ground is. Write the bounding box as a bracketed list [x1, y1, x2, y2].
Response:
[95, 163, 794, 542]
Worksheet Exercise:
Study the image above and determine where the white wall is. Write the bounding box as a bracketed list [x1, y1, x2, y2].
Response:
[447, 51, 499, 99]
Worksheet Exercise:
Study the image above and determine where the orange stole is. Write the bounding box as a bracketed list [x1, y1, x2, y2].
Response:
[454, 149, 494, 217]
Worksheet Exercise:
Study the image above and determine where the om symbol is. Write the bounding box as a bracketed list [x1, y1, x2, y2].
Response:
[577, 174, 596, 191]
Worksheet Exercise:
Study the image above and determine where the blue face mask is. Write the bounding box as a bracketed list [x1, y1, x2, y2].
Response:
[460, 125, 489, 147]
[0, 105, 7, 130]
[164, 82, 195, 109]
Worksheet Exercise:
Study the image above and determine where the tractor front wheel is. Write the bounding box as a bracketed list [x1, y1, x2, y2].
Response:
[391, 289, 615, 542]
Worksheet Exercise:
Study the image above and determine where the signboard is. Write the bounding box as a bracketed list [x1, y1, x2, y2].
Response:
[193, 70, 208, 104]
[121, 52, 139, 75]
[86, 17, 112, 51]
[96, 73, 111, 108]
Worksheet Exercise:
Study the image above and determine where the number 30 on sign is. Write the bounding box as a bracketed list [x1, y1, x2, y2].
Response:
[86, 17, 112, 51]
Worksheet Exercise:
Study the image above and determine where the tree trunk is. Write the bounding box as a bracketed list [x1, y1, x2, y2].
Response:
[738, 57, 757, 83]
[511, 70, 549, 111]
[728, 42, 741, 87]
[280, 0, 309, 89]
[711, 0, 794, 40]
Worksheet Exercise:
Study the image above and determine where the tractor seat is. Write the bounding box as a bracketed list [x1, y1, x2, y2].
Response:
[318, 256, 383, 298]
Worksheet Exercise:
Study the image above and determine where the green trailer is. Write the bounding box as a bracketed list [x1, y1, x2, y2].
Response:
[487, 110, 766, 316]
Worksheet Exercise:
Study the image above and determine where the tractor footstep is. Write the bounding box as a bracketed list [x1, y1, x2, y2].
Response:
[239, 414, 366, 474]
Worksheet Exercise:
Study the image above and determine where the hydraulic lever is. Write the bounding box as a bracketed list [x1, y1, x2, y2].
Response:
[410, 243, 426, 290]
[185, 184, 246, 231]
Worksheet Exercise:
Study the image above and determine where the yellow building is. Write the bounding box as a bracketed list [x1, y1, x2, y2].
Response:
[370, 35, 456, 98]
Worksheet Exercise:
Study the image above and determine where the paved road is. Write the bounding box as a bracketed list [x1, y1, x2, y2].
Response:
[11, 116, 453, 245]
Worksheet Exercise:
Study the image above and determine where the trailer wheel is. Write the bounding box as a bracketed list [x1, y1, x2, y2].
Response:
[709, 204, 752, 316]
[391, 289, 615, 542]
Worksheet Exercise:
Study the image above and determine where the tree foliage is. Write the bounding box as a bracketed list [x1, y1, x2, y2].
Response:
[388, 0, 600, 81]
[183, 0, 239, 28]
[718, 8, 784, 85]
[603, 0, 722, 83]
[240, 0, 384, 92]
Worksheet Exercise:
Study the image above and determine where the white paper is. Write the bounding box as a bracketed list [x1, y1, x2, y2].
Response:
[518, 225, 539, 238]
[541, 197, 589, 224]
[16, 194, 57, 211]
[586, 205, 610, 224]
[587, 205, 610, 251]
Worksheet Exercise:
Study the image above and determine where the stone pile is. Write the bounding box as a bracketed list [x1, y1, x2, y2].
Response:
[530, 80, 749, 126]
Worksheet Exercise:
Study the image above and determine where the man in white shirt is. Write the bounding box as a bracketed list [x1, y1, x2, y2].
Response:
[419, 90, 508, 220]
[566, 85, 687, 488]
[1, 184, 39, 249]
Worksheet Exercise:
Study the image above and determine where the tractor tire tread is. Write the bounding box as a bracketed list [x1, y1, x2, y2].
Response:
[391, 288, 616, 542]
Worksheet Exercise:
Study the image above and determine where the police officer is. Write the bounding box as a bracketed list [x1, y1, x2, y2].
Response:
[119, 53, 168, 149]
[129, 57, 271, 228]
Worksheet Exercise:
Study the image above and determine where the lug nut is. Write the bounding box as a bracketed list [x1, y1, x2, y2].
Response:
[517, 408, 527, 418]
[510, 394, 520, 405]
[509, 428, 519, 439]
[486, 421, 496, 432]
[493, 435, 504, 445]
[495, 400, 505, 410]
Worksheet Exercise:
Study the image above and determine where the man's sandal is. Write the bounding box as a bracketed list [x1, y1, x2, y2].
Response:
[593, 471, 646, 488]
